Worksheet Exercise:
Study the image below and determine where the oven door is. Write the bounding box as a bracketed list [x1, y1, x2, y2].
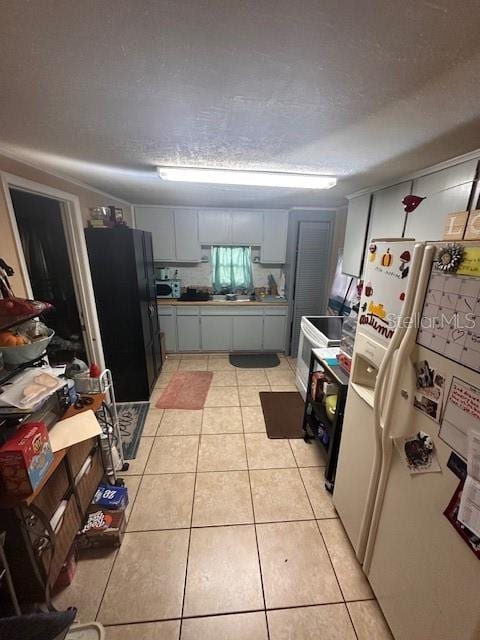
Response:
[296, 326, 316, 399]
[156, 282, 173, 298]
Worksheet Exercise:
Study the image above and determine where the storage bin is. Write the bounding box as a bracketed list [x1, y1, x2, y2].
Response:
[40, 493, 81, 586]
[32, 462, 69, 521]
[75, 447, 104, 514]
[67, 438, 97, 478]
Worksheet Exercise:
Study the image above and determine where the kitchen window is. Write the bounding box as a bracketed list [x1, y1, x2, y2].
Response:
[211, 246, 253, 293]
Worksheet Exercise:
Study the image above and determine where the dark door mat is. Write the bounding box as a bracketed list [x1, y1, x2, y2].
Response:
[117, 401, 150, 459]
[229, 353, 280, 368]
[260, 391, 305, 438]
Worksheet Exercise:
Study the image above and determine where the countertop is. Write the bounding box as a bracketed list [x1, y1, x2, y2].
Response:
[157, 297, 288, 307]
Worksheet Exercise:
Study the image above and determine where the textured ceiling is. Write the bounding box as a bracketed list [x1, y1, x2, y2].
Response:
[1, 0, 480, 208]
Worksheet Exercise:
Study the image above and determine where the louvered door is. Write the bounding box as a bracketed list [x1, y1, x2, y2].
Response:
[290, 220, 332, 356]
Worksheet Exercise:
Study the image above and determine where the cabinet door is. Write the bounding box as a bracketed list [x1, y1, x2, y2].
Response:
[263, 315, 286, 351]
[135, 207, 176, 261]
[232, 316, 263, 351]
[177, 316, 200, 352]
[342, 194, 371, 277]
[260, 211, 288, 263]
[200, 316, 232, 351]
[158, 313, 177, 352]
[231, 211, 263, 245]
[174, 209, 201, 261]
[404, 160, 477, 241]
[368, 182, 412, 241]
[198, 210, 232, 244]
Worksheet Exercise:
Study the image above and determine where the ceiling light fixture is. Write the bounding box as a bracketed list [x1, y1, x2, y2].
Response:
[157, 166, 336, 189]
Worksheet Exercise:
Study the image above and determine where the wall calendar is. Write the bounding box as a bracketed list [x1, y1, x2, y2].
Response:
[416, 269, 480, 374]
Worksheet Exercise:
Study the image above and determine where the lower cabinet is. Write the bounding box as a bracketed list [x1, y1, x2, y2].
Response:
[200, 316, 233, 351]
[158, 306, 177, 352]
[233, 316, 263, 350]
[177, 315, 201, 351]
[263, 314, 287, 351]
[157, 304, 288, 352]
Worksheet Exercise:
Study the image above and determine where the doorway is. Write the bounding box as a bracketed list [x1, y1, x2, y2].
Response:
[9, 189, 87, 365]
[1, 173, 105, 369]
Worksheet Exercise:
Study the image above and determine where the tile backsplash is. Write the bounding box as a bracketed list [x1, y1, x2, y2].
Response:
[154, 248, 283, 292]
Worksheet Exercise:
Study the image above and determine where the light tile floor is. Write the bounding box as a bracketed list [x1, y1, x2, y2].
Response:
[56, 354, 393, 639]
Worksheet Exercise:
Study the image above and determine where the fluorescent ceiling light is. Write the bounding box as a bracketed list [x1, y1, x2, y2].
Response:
[157, 166, 336, 189]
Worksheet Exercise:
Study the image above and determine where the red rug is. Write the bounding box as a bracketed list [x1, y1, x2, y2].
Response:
[155, 371, 213, 410]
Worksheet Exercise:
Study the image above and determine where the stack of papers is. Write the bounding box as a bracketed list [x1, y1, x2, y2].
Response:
[313, 347, 340, 365]
[48, 410, 103, 453]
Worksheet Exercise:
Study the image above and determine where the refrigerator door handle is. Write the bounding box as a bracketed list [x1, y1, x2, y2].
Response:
[357, 242, 426, 562]
[363, 244, 436, 574]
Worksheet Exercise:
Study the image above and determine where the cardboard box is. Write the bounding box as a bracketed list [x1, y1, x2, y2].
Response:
[0, 422, 53, 495]
[76, 506, 126, 549]
[92, 484, 128, 511]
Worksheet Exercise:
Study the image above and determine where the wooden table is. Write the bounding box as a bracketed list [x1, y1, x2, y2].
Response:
[0, 393, 106, 603]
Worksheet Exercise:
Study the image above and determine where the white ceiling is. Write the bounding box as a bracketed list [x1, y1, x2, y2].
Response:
[1, 1, 480, 208]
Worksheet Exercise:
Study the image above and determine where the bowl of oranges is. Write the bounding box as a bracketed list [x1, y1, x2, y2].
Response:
[0, 327, 54, 365]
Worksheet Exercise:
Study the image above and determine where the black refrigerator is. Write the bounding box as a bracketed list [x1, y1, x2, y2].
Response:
[85, 227, 162, 401]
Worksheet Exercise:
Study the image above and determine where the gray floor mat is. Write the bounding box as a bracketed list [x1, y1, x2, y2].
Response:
[229, 353, 280, 368]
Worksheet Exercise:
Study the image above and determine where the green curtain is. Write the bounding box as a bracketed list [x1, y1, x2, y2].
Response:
[211, 246, 253, 292]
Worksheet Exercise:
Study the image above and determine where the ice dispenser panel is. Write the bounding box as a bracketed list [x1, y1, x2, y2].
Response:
[351, 354, 378, 390]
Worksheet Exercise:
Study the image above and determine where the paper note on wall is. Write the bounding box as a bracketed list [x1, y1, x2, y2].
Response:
[457, 247, 480, 277]
[440, 378, 480, 459]
[457, 430, 480, 538]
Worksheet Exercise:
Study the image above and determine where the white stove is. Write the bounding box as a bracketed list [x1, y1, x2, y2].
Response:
[296, 315, 343, 399]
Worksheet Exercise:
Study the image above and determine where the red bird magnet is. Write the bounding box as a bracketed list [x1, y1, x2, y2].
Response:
[402, 194, 425, 213]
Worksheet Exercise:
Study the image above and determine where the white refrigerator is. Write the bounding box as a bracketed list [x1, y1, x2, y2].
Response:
[334, 239, 480, 639]
[334, 238, 425, 561]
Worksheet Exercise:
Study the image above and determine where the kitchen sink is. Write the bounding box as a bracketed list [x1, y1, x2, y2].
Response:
[211, 294, 252, 301]
[209, 294, 286, 303]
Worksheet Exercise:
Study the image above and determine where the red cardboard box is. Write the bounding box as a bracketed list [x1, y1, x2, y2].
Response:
[0, 422, 54, 496]
[76, 506, 126, 549]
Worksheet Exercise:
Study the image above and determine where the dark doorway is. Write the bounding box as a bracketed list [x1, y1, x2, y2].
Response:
[9, 189, 87, 365]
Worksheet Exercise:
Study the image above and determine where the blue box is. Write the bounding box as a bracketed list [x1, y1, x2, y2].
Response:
[92, 484, 129, 511]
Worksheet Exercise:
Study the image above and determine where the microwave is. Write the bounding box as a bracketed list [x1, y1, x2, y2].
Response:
[155, 279, 181, 298]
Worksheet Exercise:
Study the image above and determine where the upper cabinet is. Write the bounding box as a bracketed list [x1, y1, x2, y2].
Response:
[174, 209, 201, 261]
[260, 210, 288, 263]
[136, 206, 289, 263]
[198, 210, 232, 245]
[368, 181, 412, 242]
[231, 211, 263, 244]
[198, 210, 264, 245]
[342, 194, 371, 277]
[135, 207, 200, 262]
[135, 206, 176, 261]
[403, 159, 478, 241]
